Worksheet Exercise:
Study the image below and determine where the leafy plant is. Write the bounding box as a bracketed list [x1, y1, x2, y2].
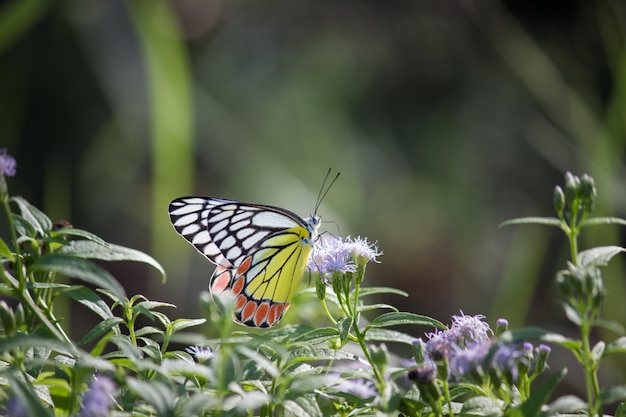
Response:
[1, 148, 625, 417]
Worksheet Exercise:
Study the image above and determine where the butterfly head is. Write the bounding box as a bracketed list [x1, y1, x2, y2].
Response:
[304, 214, 322, 244]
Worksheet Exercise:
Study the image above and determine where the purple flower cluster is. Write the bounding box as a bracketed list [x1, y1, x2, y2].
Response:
[79, 375, 116, 417]
[414, 313, 551, 385]
[425, 312, 492, 359]
[307, 235, 382, 278]
[0, 149, 16, 178]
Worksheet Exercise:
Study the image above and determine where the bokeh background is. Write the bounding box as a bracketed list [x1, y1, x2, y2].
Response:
[2, 0, 626, 405]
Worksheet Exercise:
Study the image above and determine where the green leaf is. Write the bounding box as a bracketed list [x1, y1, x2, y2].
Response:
[77, 317, 123, 347]
[357, 287, 409, 297]
[287, 327, 339, 346]
[160, 359, 215, 380]
[616, 402, 626, 417]
[499, 217, 562, 228]
[58, 240, 166, 282]
[365, 328, 417, 345]
[515, 368, 566, 417]
[601, 385, 626, 405]
[541, 395, 586, 416]
[358, 303, 398, 313]
[591, 341, 605, 361]
[287, 346, 359, 362]
[126, 378, 174, 416]
[583, 217, 626, 227]
[12, 213, 37, 238]
[11, 196, 52, 235]
[592, 318, 624, 334]
[64, 286, 114, 320]
[0, 238, 15, 261]
[563, 304, 583, 325]
[337, 316, 352, 346]
[51, 228, 110, 247]
[26, 282, 71, 289]
[284, 397, 321, 417]
[604, 337, 626, 357]
[170, 318, 206, 333]
[460, 396, 502, 416]
[366, 312, 446, 330]
[32, 254, 125, 299]
[578, 246, 625, 268]
[135, 326, 163, 337]
[238, 346, 280, 378]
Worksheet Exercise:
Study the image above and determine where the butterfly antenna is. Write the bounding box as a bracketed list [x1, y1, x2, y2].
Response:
[314, 168, 340, 215]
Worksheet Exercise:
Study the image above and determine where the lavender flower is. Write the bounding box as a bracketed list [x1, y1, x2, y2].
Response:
[0, 149, 16, 178]
[186, 345, 216, 361]
[449, 342, 490, 382]
[308, 235, 382, 278]
[425, 312, 492, 360]
[79, 375, 116, 417]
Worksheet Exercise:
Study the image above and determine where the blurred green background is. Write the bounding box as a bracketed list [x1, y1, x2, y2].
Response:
[2, 0, 626, 401]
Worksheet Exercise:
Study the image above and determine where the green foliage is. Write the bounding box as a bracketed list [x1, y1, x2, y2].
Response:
[3, 160, 626, 416]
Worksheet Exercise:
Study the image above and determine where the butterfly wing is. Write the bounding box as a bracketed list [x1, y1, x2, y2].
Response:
[169, 197, 319, 327]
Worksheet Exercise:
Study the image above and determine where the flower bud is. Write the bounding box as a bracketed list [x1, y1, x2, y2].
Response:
[553, 185, 565, 216]
[580, 174, 597, 213]
[315, 277, 326, 301]
[564, 171, 580, 205]
[535, 344, 551, 373]
[495, 318, 509, 337]
[370, 344, 389, 369]
[0, 301, 16, 335]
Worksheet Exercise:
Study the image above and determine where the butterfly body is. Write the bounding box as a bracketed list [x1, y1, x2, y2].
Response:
[169, 197, 320, 327]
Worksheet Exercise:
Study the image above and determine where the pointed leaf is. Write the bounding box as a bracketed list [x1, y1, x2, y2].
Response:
[338, 316, 352, 346]
[516, 368, 566, 417]
[51, 228, 109, 247]
[365, 328, 417, 345]
[11, 196, 52, 235]
[59, 240, 166, 282]
[578, 246, 625, 268]
[541, 395, 586, 416]
[170, 318, 206, 333]
[357, 287, 409, 297]
[287, 347, 360, 362]
[604, 337, 626, 357]
[32, 254, 125, 299]
[287, 327, 339, 346]
[499, 217, 562, 228]
[358, 303, 398, 313]
[77, 317, 123, 347]
[583, 217, 626, 227]
[64, 286, 114, 320]
[0, 238, 15, 261]
[600, 385, 626, 405]
[367, 312, 446, 330]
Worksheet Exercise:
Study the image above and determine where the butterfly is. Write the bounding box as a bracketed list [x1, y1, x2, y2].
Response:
[168, 196, 323, 327]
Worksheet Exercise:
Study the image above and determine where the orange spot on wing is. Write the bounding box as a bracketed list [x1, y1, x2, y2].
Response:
[241, 301, 257, 323]
[254, 302, 270, 327]
[234, 295, 247, 312]
[237, 256, 252, 275]
[232, 277, 245, 295]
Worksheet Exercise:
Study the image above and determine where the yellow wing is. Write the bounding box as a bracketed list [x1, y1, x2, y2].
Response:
[169, 197, 320, 327]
